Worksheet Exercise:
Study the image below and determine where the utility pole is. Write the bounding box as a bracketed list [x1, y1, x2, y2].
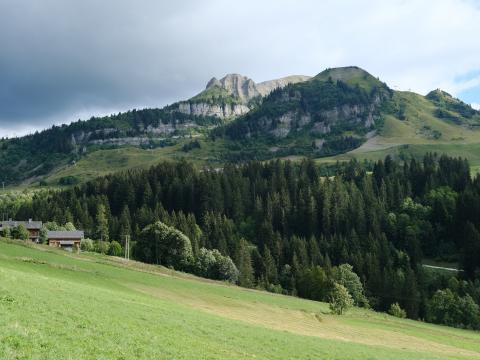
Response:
[124, 234, 130, 260]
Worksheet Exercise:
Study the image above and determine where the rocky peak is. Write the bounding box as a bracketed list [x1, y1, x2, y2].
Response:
[206, 73, 260, 101]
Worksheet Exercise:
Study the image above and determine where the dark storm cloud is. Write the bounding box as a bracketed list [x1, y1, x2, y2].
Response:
[0, 1, 209, 134]
[1, 0, 480, 137]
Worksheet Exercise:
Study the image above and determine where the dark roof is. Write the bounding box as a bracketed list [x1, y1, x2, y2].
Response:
[47, 230, 84, 239]
[0, 220, 42, 229]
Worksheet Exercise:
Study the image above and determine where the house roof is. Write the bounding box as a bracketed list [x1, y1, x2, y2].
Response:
[47, 231, 84, 239]
[0, 220, 42, 230]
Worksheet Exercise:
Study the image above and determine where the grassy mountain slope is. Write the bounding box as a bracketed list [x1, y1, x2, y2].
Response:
[1, 238, 480, 359]
[317, 90, 480, 168]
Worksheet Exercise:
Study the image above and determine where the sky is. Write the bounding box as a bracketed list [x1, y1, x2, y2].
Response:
[1, 0, 480, 137]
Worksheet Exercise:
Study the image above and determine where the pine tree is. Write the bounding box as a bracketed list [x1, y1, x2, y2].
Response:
[96, 203, 109, 241]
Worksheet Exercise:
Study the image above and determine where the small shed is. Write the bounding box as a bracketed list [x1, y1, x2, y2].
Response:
[47, 230, 84, 251]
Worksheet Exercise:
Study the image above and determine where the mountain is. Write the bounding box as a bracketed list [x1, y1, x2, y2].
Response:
[219, 66, 480, 162]
[222, 67, 390, 158]
[1, 66, 480, 187]
[0, 73, 307, 184]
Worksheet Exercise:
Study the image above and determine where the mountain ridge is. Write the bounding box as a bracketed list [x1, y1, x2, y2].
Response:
[1, 66, 480, 186]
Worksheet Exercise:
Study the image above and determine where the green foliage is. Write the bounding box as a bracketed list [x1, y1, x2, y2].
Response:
[0, 227, 11, 239]
[64, 222, 76, 231]
[11, 225, 29, 241]
[39, 228, 48, 244]
[296, 266, 330, 301]
[195, 248, 238, 283]
[181, 139, 201, 152]
[96, 204, 109, 241]
[329, 282, 354, 315]
[388, 303, 407, 318]
[426, 289, 480, 330]
[58, 176, 79, 186]
[331, 264, 369, 307]
[95, 241, 110, 254]
[234, 238, 255, 287]
[137, 221, 193, 270]
[108, 240, 123, 256]
[426, 89, 479, 121]
[190, 85, 243, 106]
[80, 238, 95, 252]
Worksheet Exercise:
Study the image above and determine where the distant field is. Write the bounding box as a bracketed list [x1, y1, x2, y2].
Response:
[1, 238, 479, 359]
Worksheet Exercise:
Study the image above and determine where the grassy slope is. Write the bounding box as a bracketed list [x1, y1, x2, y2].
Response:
[317, 91, 480, 168]
[20, 139, 229, 188]
[1, 239, 479, 359]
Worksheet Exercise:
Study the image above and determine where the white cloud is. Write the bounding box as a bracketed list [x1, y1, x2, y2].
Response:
[472, 103, 480, 110]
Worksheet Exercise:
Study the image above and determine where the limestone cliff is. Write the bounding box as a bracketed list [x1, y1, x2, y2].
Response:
[175, 73, 310, 119]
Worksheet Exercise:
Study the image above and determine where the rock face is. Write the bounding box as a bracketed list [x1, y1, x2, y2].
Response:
[176, 73, 310, 119]
[177, 102, 250, 118]
[243, 102, 380, 139]
[256, 75, 311, 96]
[207, 74, 259, 101]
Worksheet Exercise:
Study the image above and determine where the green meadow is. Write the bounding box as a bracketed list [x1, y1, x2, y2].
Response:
[1, 238, 479, 359]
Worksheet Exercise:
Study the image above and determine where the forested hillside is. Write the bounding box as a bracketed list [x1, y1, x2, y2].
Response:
[5, 154, 480, 330]
[218, 67, 391, 160]
[0, 108, 220, 183]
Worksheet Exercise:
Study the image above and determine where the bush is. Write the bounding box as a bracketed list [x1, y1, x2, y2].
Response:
[194, 248, 239, 283]
[136, 221, 193, 270]
[96, 241, 110, 254]
[39, 228, 48, 244]
[388, 303, 407, 318]
[80, 238, 95, 252]
[11, 225, 29, 241]
[331, 264, 369, 307]
[426, 289, 480, 330]
[58, 176, 79, 185]
[329, 282, 354, 315]
[108, 240, 123, 256]
[0, 227, 11, 239]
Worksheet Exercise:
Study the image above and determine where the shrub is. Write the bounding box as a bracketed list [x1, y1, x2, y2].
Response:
[11, 225, 29, 241]
[80, 238, 95, 252]
[388, 302, 407, 318]
[108, 240, 123, 256]
[194, 248, 239, 283]
[137, 221, 193, 270]
[96, 241, 110, 254]
[39, 228, 48, 244]
[329, 282, 354, 315]
[0, 227, 11, 239]
[331, 264, 369, 307]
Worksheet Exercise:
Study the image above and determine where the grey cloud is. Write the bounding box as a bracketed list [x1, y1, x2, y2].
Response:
[1, 0, 480, 137]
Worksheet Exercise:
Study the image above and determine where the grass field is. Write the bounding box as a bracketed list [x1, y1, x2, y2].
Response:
[22, 139, 229, 188]
[1, 239, 479, 359]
